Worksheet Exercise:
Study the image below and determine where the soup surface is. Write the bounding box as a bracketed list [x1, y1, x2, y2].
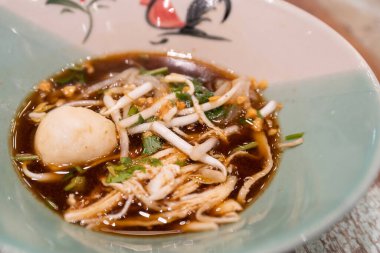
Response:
[11, 52, 282, 235]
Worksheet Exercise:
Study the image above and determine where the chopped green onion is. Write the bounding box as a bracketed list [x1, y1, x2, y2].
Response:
[142, 135, 162, 155]
[14, 154, 39, 162]
[142, 67, 169, 76]
[239, 117, 253, 126]
[75, 166, 85, 174]
[128, 105, 139, 116]
[64, 176, 86, 192]
[257, 110, 263, 119]
[62, 171, 75, 182]
[45, 198, 59, 211]
[285, 132, 304, 141]
[233, 141, 258, 153]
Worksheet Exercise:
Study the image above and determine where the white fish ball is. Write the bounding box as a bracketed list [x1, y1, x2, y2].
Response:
[34, 106, 117, 168]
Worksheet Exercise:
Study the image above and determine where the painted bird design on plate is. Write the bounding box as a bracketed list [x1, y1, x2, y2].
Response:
[140, 0, 232, 44]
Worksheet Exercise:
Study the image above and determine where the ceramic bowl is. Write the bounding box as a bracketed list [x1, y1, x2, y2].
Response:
[1, 0, 380, 252]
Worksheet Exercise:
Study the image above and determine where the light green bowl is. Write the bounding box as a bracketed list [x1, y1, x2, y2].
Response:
[1, 1, 380, 252]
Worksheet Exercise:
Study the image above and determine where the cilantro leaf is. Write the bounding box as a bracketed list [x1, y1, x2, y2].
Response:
[205, 106, 226, 121]
[175, 92, 192, 108]
[53, 66, 86, 85]
[106, 162, 146, 183]
[169, 83, 186, 93]
[142, 135, 162, 155]
[193, 79, 213, 104]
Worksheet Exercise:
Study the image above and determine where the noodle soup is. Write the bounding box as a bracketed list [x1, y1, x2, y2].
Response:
[11, 52, 285, 235]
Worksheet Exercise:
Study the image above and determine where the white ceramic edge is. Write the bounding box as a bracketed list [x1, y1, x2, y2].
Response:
[1, 1, 380, 252]
[249, 1, 380, 253]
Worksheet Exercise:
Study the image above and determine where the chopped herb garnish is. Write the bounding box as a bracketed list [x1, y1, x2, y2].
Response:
[141, 67, 169, 76]
[142, 135, 162, 155]
[175, 92, 191, 102]
[145, 116, 157, 123]
[285, 132, 304, 141]
[139, 157, 162, 167]
[175, 159, 188, 167]
[62, 171, 75, 182]
[193, 79, 213, 104]
[64, 176, 86, 192]
[106, 163, 146, 183]
[239, 117, 254, 126]
[233, 141, 258, 153]
[128, 105, 139, 116]
[120, 157, 132, 165]
[257, 110, 263, 119]
[175, 92, 192, 108]
[205, 106, 226, 121]
[53, 66, 85, 85]
[75, 166, 85, 174]
[45, 198, 59, 211]
[169, 83, 186, 93]
[132, 114, 145, 126]
[14, 154, 39, 162]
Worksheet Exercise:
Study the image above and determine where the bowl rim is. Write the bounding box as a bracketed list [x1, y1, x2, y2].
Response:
[1, 0, 380, 252]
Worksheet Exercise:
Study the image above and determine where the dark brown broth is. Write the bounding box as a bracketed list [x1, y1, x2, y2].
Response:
[10, 52, 281, 233]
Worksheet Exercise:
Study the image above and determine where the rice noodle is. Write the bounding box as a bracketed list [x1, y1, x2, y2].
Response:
[171, 180, 199, 200]
[64, 191, 123, 223]
[210, 199, 243, 216]
[179, 221, 218, 232]
[237, 131, 274, 204]
[190, 167, 226, 184]
[196, 210, 240, 224]
[225, 151, 259, 166]
[105, 195, 133, 220]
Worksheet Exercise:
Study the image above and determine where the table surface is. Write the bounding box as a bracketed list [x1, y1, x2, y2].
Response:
[1, 1, 379, 253]
[287, 1, 380, 252]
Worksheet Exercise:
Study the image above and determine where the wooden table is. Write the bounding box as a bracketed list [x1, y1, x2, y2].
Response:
[286, 1, 380, 252]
